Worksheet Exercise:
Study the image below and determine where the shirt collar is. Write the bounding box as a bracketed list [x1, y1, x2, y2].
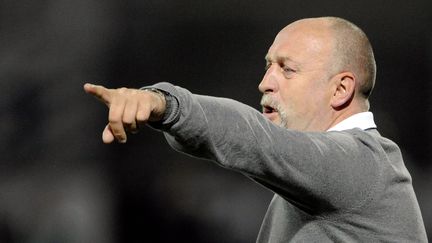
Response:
[327, 112, 377, 132]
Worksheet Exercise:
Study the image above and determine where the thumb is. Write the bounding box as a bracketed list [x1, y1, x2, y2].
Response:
[83, 83, 111, 106]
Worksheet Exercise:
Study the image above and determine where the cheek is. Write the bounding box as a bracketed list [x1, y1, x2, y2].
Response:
[279, 84, 308, 107]
[306, 90, 332, 116]
[283, 89, 323, 117]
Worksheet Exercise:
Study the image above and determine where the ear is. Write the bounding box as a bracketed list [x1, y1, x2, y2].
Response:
[330, 72, 356, 109]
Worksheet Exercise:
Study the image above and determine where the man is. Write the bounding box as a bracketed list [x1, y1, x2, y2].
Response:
[84, 17, 427, 242]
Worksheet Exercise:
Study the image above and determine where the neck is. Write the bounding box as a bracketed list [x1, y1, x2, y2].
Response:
[326, 98, 369, 131]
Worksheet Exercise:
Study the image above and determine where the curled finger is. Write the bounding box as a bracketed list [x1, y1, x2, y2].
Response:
[109, 97, 127, 143]
[123, 99, 139, 134]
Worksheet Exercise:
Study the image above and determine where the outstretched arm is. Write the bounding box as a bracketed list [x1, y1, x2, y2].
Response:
[84, 82, 380, 213]
[83, 83, 166, 143]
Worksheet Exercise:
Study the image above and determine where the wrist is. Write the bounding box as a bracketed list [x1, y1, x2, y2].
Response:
[140, 83, 180, 130]
[142, 88, 166, 121]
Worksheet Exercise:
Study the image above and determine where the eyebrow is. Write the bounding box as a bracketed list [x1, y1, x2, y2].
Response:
[265, 55, 296, 63]
[265, 55, 300, 68]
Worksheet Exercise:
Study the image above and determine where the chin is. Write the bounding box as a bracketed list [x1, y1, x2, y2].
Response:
[278, 118, 291, 129]
[275, 120, 289, 129]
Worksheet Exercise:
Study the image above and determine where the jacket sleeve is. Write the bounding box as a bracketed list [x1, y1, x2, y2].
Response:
[147, 82, 382, 214]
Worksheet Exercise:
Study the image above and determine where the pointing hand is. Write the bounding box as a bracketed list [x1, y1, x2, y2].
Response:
[83, 83, 166, 143]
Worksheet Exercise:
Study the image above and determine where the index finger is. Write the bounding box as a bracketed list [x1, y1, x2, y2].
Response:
[83, 83, 111, 106]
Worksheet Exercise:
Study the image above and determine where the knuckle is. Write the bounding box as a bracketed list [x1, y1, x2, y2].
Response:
[112, 130, 122, 136]
[110, 126, 125, 138]
[139, 90, 151, 100]
[130, 89, 139, 95]
[136, 111, 149, 122]
[117, 87, 128, 93]
[122, 116, 133, 124]
[108, 115, 121, 124]
[113, 88, 130, 99]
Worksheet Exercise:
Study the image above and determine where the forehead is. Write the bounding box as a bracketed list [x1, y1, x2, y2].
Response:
[266, 21, 334, 64]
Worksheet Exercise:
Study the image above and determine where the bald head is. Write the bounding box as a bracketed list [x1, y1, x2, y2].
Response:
[284, 17, 377, 99]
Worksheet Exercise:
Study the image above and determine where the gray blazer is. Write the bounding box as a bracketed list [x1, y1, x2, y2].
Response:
[147, 82, 427, 242]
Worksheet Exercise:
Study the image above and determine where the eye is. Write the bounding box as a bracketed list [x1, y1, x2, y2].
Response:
[283, 66, 295, 73]
[282, 66, 296, 78]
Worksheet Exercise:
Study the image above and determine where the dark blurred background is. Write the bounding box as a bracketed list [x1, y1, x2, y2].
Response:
[0, 0, 431, 242]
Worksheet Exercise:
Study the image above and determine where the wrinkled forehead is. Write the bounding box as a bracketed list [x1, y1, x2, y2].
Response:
[267, 20, 335, 59]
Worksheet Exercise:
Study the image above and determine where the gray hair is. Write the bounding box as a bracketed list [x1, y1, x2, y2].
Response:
[325, 17, 377, 98]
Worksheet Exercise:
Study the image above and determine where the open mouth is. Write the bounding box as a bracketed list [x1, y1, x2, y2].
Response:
[263, 105, 278, 115]
[260, 95, 279, 120]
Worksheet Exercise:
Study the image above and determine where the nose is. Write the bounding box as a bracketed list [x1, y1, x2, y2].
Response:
[258, 65, 278, 94]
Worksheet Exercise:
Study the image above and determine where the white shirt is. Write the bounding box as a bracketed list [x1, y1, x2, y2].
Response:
[327, 112, 377, 132]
